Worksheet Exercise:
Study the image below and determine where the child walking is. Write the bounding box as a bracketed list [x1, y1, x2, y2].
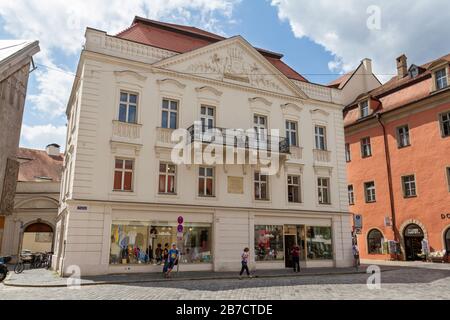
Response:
[239, 247, 252, 279]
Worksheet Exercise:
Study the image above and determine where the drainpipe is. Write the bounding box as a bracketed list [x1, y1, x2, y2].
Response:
[376, 113, 399, 258]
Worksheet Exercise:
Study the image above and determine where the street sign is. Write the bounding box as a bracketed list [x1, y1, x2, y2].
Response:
[353, 214, 363, 229]
[355, 228, 362, 235]
[177, 224, 184, 233]
[178, 216, 184, 224]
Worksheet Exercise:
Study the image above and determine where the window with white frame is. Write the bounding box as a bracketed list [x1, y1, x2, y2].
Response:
[287, 175, 301, 203]
[286, 121, 298, 147]
[254, 172, 269, 200]
[200, 105, 215, 132]
[161, 98, 178, 129]
[198, 167, 215, 197]
[158, 163, 176, 194]
[119, 91, 138, 124]
[440, 111, 450, 137]
[396, 125, 410, 148]
[360, 100, 369, 118]
[345, 143, 351, 162]
[348, 185, 355, 205]
[314, 126, 327, 150]
[364, 181, 376, 203]
[113, 159, 134, 192]
[435, 68, 448, 91]
[317, 177, 330, 204]
[361, 137, 372, 158]
[402, 175, 417, 198]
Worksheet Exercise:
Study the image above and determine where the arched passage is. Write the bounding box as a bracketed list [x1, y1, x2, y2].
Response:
[403, 224, 424, 261]
[445, 227, 450, 253]
[21, 221, 54, 253]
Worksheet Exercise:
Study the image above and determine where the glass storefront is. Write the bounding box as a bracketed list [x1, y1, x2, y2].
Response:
[255, 224, 333, 262]
[254, 225, 284, 261]
[306, 226, 333, 260]
[110, 221, 212, 265]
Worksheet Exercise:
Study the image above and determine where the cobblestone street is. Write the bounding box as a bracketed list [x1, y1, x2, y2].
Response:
[1, 267, 449, 300]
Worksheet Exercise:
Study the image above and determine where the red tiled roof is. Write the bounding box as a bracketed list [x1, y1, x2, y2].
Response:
[344, 53, 450, 127]
[116, 17, 308, 82]
[16, 148, 63, 182]
[327, 70, 354, 88]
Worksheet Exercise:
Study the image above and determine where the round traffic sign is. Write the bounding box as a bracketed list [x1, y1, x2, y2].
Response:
[177, 225, 184, 233]
[178, 216, 184, 224]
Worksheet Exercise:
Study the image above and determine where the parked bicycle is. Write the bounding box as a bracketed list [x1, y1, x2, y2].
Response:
[14, 252, 44, 274]
[0, 256, 11, 282]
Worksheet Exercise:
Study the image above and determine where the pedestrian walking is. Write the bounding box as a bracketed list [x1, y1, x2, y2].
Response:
[162, 243, 170, 275]
[291, 244, 301, 272]
[352, 243, 360, 270]
[239, 247, 252, 279]
[165, 243, 179, 278]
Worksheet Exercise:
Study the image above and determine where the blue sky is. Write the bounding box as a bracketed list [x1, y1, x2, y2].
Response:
[0, 0, 449, 150]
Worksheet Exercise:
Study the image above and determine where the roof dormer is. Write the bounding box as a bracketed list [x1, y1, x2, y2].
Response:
[428, 59, 450, 92]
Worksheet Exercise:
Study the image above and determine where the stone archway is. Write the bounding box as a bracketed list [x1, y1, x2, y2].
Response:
[20, 220, 54, 254]
[399, 219, 428, 261]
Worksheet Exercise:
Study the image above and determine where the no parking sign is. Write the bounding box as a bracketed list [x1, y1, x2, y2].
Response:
[177, 216, 184, 240]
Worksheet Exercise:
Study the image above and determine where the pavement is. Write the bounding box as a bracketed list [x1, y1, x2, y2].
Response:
[0, 265, 449, 300]
[3, 265, 386, 287]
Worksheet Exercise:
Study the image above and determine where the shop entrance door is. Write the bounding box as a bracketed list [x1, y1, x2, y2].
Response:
[404, 224, 424, 261]
[284, 235, 296, 268]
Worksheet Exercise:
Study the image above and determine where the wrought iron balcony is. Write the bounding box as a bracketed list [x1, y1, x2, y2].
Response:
[186, 125, 290, 154]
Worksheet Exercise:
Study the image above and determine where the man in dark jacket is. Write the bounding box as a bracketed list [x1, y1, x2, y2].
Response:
[291, 245, 301, 272]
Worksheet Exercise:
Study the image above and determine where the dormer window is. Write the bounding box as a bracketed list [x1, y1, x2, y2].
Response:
[435, 68, 448, 91]
[359, 100, 369, 118]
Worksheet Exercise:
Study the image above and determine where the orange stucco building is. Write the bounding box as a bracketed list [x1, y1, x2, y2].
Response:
[342, 54, 450, 261]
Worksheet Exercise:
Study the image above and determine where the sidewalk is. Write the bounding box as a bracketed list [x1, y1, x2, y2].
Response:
[360, 259, 450, 270]
[2, 265, 393, 288]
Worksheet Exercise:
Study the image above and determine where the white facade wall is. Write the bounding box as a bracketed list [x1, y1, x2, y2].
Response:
[56, 29, 353, 276]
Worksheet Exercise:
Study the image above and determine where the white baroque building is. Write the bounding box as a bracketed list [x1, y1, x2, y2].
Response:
[54, 17, 353, 276]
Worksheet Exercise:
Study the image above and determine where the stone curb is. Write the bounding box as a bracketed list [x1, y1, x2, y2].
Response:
[2, 268, 393, 288]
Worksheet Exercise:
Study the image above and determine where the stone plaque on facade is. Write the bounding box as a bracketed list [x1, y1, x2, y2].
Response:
[227, 176, 244, 194]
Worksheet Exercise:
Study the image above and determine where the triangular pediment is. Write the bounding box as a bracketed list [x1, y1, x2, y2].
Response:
[153, 36, 307, 98]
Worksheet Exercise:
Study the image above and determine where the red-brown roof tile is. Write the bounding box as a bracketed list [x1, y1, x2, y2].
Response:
[116, 17, 308, 82]
[16, 148, 63, 182]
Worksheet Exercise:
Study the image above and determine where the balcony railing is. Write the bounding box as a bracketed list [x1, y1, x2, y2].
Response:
[313, 149, 331, 162]
[289, 146, 303, 160]
[156, 127, 176, 145]
[186, 125, 290, 154]
[112, 120, 141, 143]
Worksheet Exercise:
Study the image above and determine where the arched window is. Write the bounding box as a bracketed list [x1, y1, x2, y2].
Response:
[367, 229, 384, 254]
[445, 228, 450, 253]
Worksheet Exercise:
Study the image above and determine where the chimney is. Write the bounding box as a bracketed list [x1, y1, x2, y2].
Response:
[46, 143, 61, 156]
[396, 54, 408, 79]
[362, 58, 373, 75]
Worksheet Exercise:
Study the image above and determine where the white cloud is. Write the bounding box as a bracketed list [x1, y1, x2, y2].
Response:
[21, 124, 67, 150]
[271, 0, 450, 82]
[0, 0, 240, 120]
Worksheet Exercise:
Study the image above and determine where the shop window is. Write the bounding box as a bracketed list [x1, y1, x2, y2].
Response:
[367, 229, 384, 254]
[306, 226, 333, 260]
[254, 225, 284, 261]
[110, 222, 212, 265]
